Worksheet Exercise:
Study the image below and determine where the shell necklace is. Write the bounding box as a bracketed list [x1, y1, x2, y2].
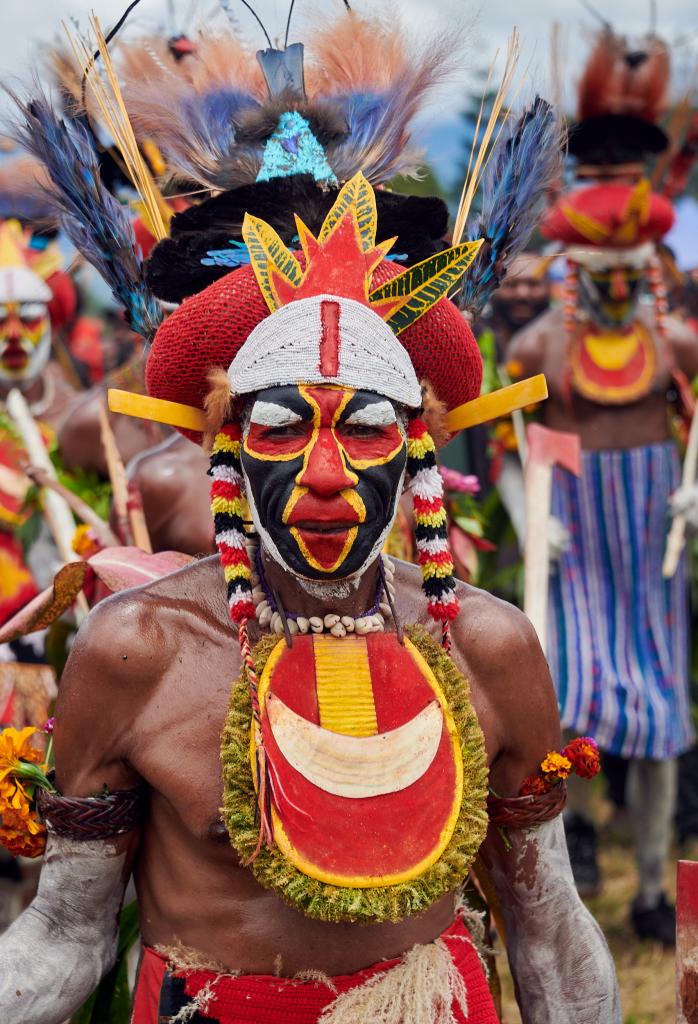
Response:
[250, 542, 398, 638]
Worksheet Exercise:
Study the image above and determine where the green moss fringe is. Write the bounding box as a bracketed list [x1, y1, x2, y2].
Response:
[220, 626, 489, 924]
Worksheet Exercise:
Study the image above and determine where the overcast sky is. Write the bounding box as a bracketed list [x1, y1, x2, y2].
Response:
[2, 0, 696, 103]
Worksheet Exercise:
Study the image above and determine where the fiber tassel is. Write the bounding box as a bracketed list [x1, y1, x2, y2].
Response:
[407, 417, 459, 624]
[210, 419, 275, 856]
[319, 937, 468, 1024]
[238, 618, 274, 862]
[209, 423, 254, 623]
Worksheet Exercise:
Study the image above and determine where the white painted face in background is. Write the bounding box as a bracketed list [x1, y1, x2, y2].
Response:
[0, 266, 52, 386]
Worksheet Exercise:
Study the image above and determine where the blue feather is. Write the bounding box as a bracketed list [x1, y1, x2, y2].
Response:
[201, 239, 251, 268]
[126, 83, 260, 191]
[10, 93, 162, 342]
[460, 97, 564, 313]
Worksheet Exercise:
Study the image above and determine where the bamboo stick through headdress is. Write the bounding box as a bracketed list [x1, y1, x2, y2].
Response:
[98, 401, 152, 552]
[64, 15, 169, 241]
[451, 29, 523, 247]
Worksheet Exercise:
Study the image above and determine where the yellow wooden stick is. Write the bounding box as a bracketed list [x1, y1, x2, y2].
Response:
[445, 374, 548, 433]
[108, 389, 208, 433]
[110, 375, 548, 436]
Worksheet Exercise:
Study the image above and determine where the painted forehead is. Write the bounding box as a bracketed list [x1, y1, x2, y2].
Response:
[248, 385, 398, 426]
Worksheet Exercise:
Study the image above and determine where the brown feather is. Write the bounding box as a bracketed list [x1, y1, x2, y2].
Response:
[420, 379, 450, 449]
[203, 367, 234, 450]
[578, 29, 670, 123]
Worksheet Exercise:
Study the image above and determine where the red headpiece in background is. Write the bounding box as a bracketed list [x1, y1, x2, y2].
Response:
[542, 181, 674, 249]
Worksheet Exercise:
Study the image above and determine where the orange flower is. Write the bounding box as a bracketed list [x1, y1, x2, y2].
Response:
[0, 821, 45, 858]
[0, 726, 43, 780]
[563, 737, 601, 780]
[72, 524, 100, 559]
[540, 751, 572, 779]
[1, 798, 43, 836]
[519, 774, 552, 796]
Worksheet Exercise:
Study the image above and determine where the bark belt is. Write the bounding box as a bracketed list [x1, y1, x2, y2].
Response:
[487, 782, 567, 830]
[37, 786, 147, 839]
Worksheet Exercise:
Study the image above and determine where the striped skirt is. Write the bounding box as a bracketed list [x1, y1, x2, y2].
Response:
[548, 441, 694, 760]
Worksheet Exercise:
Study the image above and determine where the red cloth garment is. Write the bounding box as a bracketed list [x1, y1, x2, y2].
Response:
[131, 914, 499, 1024]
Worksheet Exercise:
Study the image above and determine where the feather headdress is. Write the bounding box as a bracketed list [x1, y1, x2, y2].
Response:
[11, 94, 162, 342]
[577, 28, 670, 125]
[460, 97, 565, 313]
[118, 10, 453, 190]
[569, 27, 670, 165]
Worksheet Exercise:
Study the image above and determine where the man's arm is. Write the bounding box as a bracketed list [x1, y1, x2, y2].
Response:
[0, 594, 147, 1024]
[461, 600, 620, 1023]
[665, 314, 698, 381]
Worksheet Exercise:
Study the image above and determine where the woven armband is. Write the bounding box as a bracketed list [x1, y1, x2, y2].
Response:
[487, 782, 567, 830]
[37, 786, 146, 839]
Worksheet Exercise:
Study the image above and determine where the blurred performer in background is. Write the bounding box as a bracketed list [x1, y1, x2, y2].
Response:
[509, 27, 698, 946]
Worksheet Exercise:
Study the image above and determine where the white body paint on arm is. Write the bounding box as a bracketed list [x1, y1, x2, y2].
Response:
[0, 835, 126, 1024]
[487, 817, 621, 1024]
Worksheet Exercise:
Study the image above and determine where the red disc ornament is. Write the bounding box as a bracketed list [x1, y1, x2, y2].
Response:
[257, 632, 462, 887]
[569, 322, 656, 404]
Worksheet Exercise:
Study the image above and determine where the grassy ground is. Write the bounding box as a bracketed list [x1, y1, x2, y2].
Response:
[496, 815, 677, 1024]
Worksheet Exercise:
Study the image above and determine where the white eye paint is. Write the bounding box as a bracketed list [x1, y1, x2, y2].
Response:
[250, 400, 303, 428]
[345, 401, 396, 427]
[19, 302, 47, 320]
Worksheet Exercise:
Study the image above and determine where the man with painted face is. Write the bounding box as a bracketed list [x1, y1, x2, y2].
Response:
[1, 10, 621, 1015]
[0, 167, 620, 1023]
[508, 179, 698, 945]
[488, 252, 551, 358]
[242, 384, 407, 583]
[0, 219, 78, 626]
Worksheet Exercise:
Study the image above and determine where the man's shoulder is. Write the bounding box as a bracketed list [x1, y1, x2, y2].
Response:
[392, 559, 540, 670]
[662, 312, 697, 348]
[452, 580, 541, 677]
[69, 555, 226, 676]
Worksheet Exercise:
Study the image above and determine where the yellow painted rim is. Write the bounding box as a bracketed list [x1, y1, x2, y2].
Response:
[253, 635, 463, 888]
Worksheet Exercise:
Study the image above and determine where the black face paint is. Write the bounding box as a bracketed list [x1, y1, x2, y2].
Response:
[578, 266, 646, 328]
[241, 384, 407, 580]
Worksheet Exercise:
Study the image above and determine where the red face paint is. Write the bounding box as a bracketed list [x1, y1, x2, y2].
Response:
[242, 384, 407, 578]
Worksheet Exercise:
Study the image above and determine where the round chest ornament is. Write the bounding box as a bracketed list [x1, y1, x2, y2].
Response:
[570, 322, 656, 404]
[221, 626, 488, 923]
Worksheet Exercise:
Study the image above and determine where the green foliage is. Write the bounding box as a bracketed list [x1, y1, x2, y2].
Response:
[476, 487, 523, 605]
[70, 901, 139, 1024]
[387, 166, 446, 200]
[50, 448, 112, 522]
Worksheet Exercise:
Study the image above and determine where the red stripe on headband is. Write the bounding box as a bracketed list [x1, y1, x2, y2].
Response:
[319, 300, 341, 377]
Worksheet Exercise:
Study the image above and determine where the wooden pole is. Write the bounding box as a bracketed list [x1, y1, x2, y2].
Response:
[98, 401, 152, 552]
[6, 389, 88, 618]
[676, 859, 698, 1023]
[523, 459, 553, 648]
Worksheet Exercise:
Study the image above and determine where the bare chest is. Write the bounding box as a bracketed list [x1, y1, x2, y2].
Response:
[126, 609, 495, 847]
